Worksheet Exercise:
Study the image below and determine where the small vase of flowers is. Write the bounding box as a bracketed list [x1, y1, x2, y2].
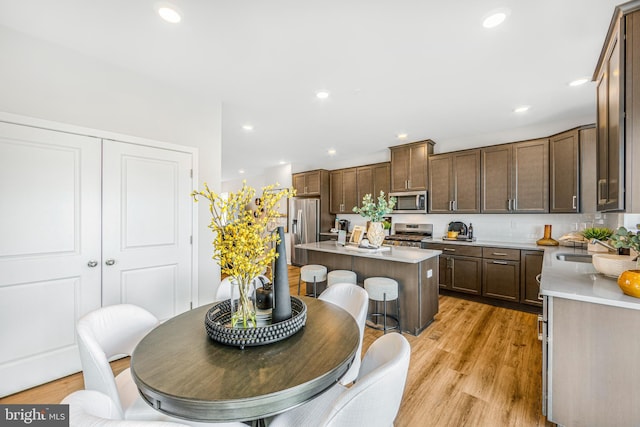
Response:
[353, 191, 396, 247]
[192, 182, 293, 328]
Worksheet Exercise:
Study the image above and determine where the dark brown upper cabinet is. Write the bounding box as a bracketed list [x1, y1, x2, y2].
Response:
[481, 139, 549, 213]
[429, 149, 481, 213]
[330, 168, 358, 214]
[593, 3, 640, 212]
[550, 129, 580, 213]
[390, 140, 434, 192]
[356, 163, 390, 204]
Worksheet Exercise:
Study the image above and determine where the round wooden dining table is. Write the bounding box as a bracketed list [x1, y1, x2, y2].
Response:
[130, 296, 359, 423]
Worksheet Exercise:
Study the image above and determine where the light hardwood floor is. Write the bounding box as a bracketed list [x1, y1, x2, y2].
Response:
[1, 266, 553, 426]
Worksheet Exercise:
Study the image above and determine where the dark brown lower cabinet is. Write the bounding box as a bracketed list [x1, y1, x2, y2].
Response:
[449, 256, 482, 295]
[520, 250, 544, 307]
[482, 259, 520, 302]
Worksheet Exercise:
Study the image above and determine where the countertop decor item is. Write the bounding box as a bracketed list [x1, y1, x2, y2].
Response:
[192, 181, 293, 328]
[537, 224, 559, 246]
[204, 296, 307, 349]
[610, 226, 640, 268]
[272, 226, 292, 323]
[353, 191, 396, 248]
[591, 254, 637, 278]
[582, 227, 614, 252]
[618, 270, 640, 298]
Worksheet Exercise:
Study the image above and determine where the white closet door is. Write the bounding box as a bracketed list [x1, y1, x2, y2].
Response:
[0, 122, 101, 397]
[102, 140, 193, 321]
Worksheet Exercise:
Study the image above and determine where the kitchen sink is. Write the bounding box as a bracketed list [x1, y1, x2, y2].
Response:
[555, 253, 593, 263]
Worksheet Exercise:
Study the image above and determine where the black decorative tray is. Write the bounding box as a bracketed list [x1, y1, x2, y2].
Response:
[204, 296, 307, 349]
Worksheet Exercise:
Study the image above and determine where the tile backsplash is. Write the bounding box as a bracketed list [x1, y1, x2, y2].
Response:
[337, 212, 640, 243]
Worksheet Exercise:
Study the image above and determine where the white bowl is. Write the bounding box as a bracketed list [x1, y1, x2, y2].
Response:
[591, 254, 637, 278]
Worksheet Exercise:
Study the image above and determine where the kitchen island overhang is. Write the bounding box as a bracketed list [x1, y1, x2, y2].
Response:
[296, 241, 442, 336]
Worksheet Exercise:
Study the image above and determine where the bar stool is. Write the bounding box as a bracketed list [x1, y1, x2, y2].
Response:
[327, 270, 357, 287]
[298, 264, 327, 298]
[364, 277, 400, 334]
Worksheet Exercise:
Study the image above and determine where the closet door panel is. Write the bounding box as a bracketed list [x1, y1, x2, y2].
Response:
[102, 141, 193, 320]
[0, 121, 101, 397]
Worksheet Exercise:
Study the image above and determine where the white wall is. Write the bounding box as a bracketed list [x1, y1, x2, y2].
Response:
[0, 25, 223, 305]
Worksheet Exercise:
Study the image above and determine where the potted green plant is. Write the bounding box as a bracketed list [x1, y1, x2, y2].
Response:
[610, 227, 640, 267]
[582, 227, 614, 252]
[352, 191, 396, 247]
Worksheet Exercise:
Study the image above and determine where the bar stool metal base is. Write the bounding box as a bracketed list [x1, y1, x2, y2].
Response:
[366, 296, 401, 334]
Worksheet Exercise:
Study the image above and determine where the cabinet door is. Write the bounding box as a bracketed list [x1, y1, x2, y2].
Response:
[596, 21, 625, 212]
[520, 250, 543, 307]
[580, 127, 598, 214]
[482, 145, 512, 213]
[453, 150, 481, 213]
[342, 168, 358, 213]
[550, 130, 579, 212]
[0, 122, 102, 396]
[513, 138, 549, 212]
[330, 170, 343, 214]
[408, 144, 428, 190]
[305, 171, 321, 195]
[483, 259, 520, 301]
[390, 146, 410, 192]
[293, 173, 306, 195]
[372, 163, 391, 198]
[356, 166, 373, 204]
[428, 154, 453, 213]
[451, 256, 482, 295]
[438, 255, 452, 289]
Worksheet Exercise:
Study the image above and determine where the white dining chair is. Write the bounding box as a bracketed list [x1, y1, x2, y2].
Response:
[267, 332, 411, 427]
[62, 389, 190, 427]
[318, 283, 369, 384]
[76, 304, 246, 427]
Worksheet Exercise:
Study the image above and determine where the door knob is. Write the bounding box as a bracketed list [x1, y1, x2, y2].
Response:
[87, 260, 98, 268]
[105, 259, 116, 266]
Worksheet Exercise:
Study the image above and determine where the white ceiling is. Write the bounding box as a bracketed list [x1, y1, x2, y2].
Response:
[0, 1, 620, 181]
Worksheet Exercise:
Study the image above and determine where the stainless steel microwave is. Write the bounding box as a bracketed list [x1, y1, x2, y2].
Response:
[389, 191, 427, 213]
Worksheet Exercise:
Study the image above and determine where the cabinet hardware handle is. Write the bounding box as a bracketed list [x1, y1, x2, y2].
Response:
[105, 259, 116, 266]
[507, 199, 512, 211]
[572, 195, 577, 210]
[492, 260, 508, 265]
[492, 252, 508, 256]
[453, 200, 457, 211]
[87, 260, 98, 268]
[536, 273, 542, 284]
[537, 315, 544, 341]
[443, 248, 456, 252]
[512, 198, 516, 210]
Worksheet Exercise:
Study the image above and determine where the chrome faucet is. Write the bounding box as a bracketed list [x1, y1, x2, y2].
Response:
[590, 239, 618, 252]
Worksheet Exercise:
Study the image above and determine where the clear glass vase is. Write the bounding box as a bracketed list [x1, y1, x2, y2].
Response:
[230, 277, 256, 328]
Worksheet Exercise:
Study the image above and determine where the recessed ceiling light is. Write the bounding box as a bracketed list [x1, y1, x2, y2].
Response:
[316, 91, 330, 99]
[483, 9, 509, 29]
[279, 160, 287, 165]
[158, 6, 181, 23]
[242, 124, 254, 131]
[569, 78, 589, 87]
[514, 105, 530, 113]
[397, 133, 408, 140]
[328, 149, 337, 156]
[238, 169, 245, 174]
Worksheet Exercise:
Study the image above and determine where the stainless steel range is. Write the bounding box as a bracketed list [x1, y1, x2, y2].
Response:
[384, 223, 433, 247]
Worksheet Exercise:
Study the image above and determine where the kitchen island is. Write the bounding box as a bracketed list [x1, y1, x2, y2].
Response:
[296, 241, 441, 336]
[539, 246, 640, 427]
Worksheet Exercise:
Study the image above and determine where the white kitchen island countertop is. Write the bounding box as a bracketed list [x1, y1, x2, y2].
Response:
[539, 245, 640, 310]
[295, 241, 441, 264]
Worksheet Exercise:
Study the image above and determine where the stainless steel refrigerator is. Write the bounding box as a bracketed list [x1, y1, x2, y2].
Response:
[289, 197, 320, 266]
